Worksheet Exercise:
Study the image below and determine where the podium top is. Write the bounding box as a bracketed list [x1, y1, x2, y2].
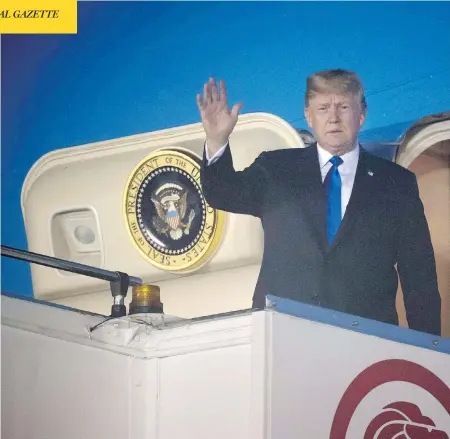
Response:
[2, 292, 449, 356]
[266, 295, 450, 355]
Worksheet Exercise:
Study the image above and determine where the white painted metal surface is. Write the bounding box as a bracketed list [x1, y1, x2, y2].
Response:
[2, 294, 449, 439]
[269, 312, 450, 438]
[1, 294, 258, 439]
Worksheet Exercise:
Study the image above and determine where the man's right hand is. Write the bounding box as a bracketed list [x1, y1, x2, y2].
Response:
[196, 78, 243, 155]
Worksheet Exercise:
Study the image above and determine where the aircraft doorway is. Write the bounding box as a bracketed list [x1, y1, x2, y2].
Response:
[396, 116, 450, 337]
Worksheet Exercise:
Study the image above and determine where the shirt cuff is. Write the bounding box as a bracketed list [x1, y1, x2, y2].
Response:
[205, 141, 229, 165]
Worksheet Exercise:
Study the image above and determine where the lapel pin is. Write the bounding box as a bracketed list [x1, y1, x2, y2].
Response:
[368, 171, 374, 176]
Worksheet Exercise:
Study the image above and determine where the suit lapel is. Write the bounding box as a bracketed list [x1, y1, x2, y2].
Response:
[287, 144, 376, 253]
[328, 147, 375, 252]
[291, 145, 329, 252]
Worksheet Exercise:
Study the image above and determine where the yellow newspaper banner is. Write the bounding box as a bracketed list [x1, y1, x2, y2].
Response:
[0, 0, 77, 34]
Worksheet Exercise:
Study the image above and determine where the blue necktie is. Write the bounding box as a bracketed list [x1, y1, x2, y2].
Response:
[324, 156, 343, 243]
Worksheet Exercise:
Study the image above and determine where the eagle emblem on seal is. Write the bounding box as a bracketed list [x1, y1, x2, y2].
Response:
[151, 183, 196, 240]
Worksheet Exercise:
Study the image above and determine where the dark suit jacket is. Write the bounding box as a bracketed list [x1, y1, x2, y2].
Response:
[201, 143, 441, 335]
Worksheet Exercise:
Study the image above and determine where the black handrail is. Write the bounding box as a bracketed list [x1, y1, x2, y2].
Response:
[1, 245, 142, 317]
[1, 245, 142, 286]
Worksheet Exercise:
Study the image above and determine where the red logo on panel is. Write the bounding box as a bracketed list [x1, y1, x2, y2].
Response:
[365, 401, 448, 438]
[329, 359, 450, 439]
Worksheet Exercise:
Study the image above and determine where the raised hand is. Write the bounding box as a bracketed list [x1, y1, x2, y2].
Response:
[196, 78, 243, 154]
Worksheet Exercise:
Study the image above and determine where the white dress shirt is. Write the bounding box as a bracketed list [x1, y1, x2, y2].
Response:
[205, 140, 360, 218]
[317, 142, 359, 218]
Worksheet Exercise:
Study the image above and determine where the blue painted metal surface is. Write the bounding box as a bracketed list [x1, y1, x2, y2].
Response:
[2, 1, 450, 297]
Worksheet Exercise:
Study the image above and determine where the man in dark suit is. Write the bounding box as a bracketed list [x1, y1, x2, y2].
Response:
[196, 69, 441, 336]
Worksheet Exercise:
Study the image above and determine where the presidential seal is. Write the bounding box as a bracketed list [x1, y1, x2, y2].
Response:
[123, 148, 225, 271]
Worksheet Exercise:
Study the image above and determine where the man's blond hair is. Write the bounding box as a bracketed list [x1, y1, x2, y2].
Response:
[305, 69, 367, 111]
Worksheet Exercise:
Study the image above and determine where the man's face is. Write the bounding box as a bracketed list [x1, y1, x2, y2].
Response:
[304, 92, 366, 156]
